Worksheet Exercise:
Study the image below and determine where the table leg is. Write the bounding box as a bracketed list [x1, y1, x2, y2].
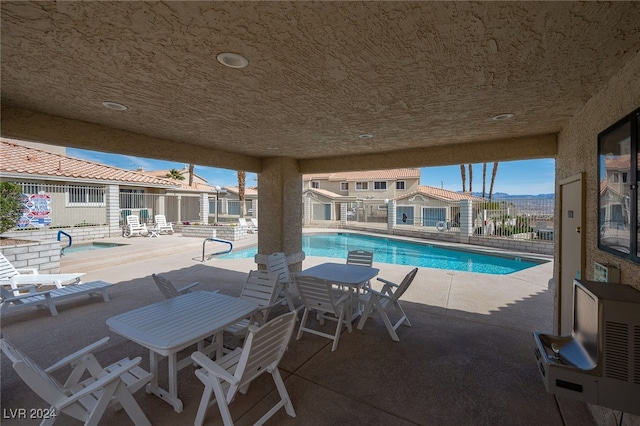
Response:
[145, 350, 184, 413]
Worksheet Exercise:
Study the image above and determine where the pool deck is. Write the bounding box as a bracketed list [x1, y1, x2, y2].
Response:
[0, 228, 596, 425]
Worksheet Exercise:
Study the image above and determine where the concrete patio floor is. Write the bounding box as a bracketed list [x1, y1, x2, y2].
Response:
[0, 230, 595, 425]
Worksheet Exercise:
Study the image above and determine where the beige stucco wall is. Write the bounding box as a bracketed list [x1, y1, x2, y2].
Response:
[555, 50, 640, 290]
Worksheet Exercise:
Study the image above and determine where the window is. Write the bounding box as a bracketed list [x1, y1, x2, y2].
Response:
[374, 181, 387, 190]
[396, 181, 406, 190]
[68, 185, 105, 206]
[340, 182, 349, 191]
[356, 182, 368, 190]
[311, 181, 320, 189]
[598, 107, 639, 262]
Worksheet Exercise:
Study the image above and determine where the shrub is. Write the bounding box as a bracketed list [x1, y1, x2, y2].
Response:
[0, 182, 23, 234]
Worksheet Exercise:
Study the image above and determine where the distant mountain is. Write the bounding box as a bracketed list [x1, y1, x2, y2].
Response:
[465, 192, 555, 199]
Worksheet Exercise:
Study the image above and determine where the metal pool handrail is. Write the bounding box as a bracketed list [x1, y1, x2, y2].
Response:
[57, 230, 72, 255]
[201, 238, 233, 261]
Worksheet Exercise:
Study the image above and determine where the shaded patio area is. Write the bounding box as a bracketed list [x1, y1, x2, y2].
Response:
[0, 233, 594, 425]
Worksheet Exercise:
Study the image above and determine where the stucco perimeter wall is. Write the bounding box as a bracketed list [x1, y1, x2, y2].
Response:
[556, 50, 640, 426]
[556, 50, 640, 289]
[0, 240, 61, 274]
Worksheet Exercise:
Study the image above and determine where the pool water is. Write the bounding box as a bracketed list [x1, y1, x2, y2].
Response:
[219, 233, 545, 275]
[63, 242, 127, 254]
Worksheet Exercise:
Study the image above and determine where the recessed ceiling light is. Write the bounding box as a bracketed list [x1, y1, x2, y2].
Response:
[102, 101, 128, 111]
[217, 52, 249, 69]
[358, 133, 373, 139]
[492, 113, 514, 121]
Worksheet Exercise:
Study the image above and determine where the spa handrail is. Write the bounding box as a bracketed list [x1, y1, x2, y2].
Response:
[202, 238, 233, 261]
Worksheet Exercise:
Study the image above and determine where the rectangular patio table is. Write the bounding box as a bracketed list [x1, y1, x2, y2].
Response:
[297, 262, 379, 318]
[106, 291, 258, 413]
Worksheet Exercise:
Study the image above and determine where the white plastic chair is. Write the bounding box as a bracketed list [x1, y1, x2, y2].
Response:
[266, 252, 298, 312]
[0, 337, 152, 426]
[237, 217, 257, 233]
[152, 273, 199, 299]
[191, 312, 297, 426]
[154, 214, 174, 234]
[294, 274, 353, 351]
[357, 268, 418, 341]
[0, 252, 84, 295]
[124, 215, 148, 237]
[224, 270, 286, 337]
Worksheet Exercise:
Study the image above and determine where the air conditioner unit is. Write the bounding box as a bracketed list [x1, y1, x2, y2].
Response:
[533, 280, 640, 414]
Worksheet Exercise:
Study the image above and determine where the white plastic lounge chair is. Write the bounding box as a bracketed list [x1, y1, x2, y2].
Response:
[294, 274, 353, 351]
[356, 268, 418, 341]
[191, 312, 297, 426]
[1, 280, 114, 316]
[224, 270, 286, 338]
[154, 214, 174, 234]
[250, 217, 258, 230]
[0, 252, 84, 294]
[152, 273, 199, 299]
[124, 214, 148, 237]
[266, 252, 298, 312]
[237, 217, 257, 233]
[0, 337, 152, 426]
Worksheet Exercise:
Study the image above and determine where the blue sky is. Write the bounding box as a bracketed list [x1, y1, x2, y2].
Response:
[67, 148, 554, 195]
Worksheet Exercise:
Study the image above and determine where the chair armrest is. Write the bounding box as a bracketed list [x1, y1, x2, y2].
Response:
[55, 357, 144, 410]
[15, 268, 39, 275]
[376, 277, 399, 288]
[362, 287, 386, 298]
[45, 337, 110, 373]
[178, 281, 200, 294]
[191, 351, 239, 384]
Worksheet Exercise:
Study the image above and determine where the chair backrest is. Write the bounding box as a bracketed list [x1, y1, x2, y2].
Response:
[238, 218, 249, 227]
[232, 312, 296, 393]
[126, 215, 143, 228]
[294, 275, 341, 313]
[0, 252, 20, 280]
[239, 270, 280, 308]
[0, 339, 66, 406]
[152, 274, 180, 298]
[266, 252, 291, 284]
[346, 250, 374, 267]
[155, 214, 168, 226]
[388, 268, 418, 302]
[250, 218, 258, 228]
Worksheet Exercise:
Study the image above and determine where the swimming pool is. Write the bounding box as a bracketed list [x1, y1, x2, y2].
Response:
[218, 233, 545, 275]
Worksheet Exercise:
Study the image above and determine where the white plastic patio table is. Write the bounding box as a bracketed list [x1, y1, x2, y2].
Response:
[297, 263, 379, 317]
[106, 291, 258, 413]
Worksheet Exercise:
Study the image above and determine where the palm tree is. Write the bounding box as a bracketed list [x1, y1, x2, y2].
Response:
[188, 163, 194, 187]
[166, 169, 184, 180]
[489, 162, 499, 201]
[482, 163, 487, 199]
[459, 165, 466, 192]
[468, 164, 473, 193]
[237, 171, 246, 217]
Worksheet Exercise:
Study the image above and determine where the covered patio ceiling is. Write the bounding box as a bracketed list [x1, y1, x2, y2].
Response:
[1, 2, 639, 173]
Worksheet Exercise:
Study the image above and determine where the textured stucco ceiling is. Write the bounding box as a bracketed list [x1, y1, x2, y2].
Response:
[1, 1, 639, 173]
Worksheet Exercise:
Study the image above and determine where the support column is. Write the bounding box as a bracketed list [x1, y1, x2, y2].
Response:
[256, 158, 304, 271]
[340, 203, 348, 226]
[199, 193, 209, 225]
[106, 184, 120, 236]
[303, 195, 311, 226]
[459, 200, 473, 243]
[252, 199, 258, 221]
[387, 200, 396, 233]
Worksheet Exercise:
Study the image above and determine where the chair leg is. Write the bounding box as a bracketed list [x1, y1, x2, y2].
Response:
[356, 297, 374, 330]
[296, 308, 310, 341]
[194, 383, 215, 426]
[114, 382, 151, 426]
[395, 301, 412, 327]
[375, 299, 400, 342]
[272, 368, 296, 418]
[332, 306, 346, 351]
[85, 380, 119, 426]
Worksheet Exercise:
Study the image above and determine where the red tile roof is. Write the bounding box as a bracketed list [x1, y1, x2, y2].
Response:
[1, 140, 177, 186]
[395, 185, 482, 202]
[304, 168, 420, 181]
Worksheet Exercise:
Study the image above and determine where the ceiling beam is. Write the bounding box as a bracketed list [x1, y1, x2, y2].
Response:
[0, 106, 263, 173]
[298, 134, 557, 174]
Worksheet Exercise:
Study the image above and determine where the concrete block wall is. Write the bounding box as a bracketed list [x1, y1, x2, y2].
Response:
[2, 225, 110, 243]
[0, 240, 61, 274]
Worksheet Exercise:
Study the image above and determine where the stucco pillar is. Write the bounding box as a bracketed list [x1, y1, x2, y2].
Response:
[252, 199, 258, 221]
[340, 203, 348, 226]
[199, 193, 209, 225]
[256, 157, 304, 271]
[303, 195, 311, 226]
[106, 184, 120, 236]
[459, 200, 473, 243]
[387, 200, 396, 233]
